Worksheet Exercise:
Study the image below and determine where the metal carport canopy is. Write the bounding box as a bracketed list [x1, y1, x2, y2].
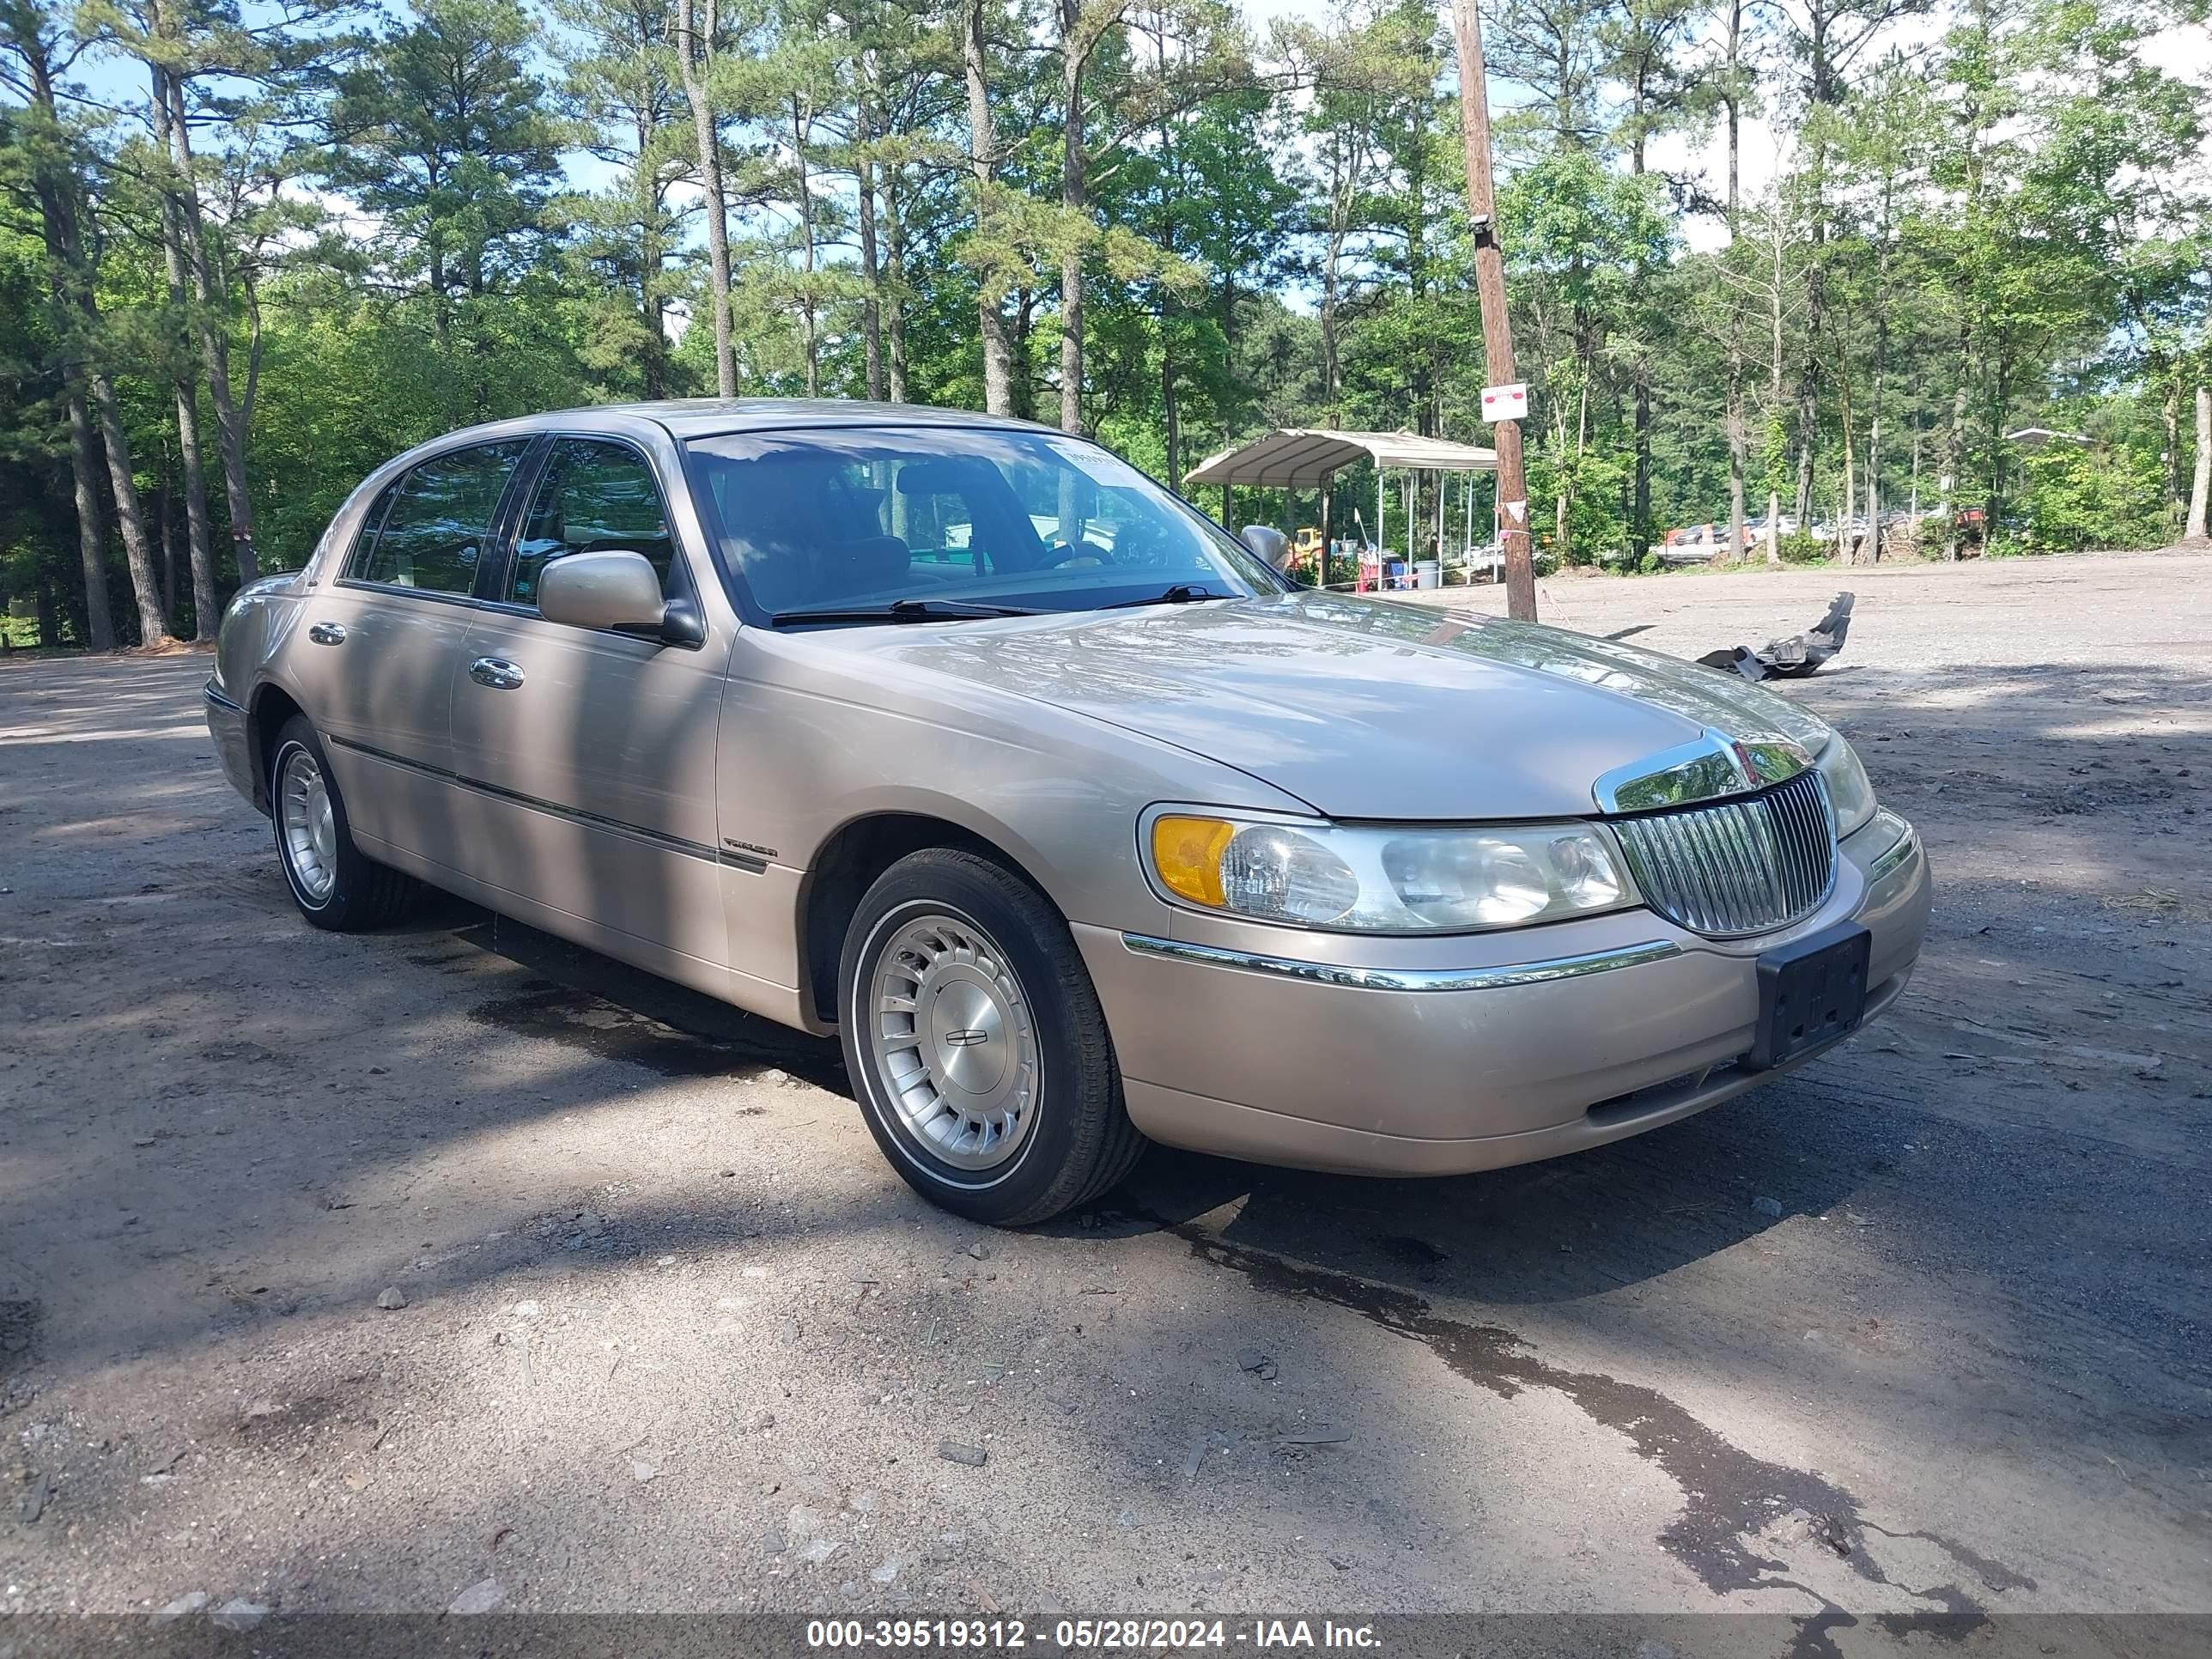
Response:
[1182, 429, 1498, 489]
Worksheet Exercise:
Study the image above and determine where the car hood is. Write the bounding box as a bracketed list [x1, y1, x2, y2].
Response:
[811, 592, 1834, 820]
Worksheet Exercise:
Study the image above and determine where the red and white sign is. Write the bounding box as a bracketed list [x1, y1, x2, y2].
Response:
[1481, 382, 1528, 422]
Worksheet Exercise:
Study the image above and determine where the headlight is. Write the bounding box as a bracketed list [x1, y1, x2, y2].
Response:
[1146, 811, 1636, 933]
[1814, 738, 1876, 839]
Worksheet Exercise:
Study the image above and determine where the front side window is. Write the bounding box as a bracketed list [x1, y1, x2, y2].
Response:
[684, 427, 1285, 620]
[350, 440, 530, 595]
[508, 440, 678, 608]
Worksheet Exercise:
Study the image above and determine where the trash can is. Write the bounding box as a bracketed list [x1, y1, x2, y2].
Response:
[1415, 559, 1441, 589]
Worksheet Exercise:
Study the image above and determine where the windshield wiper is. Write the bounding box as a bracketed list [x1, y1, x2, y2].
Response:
[1100, 583, 1230, 610]
[771, 598, 1047, 625]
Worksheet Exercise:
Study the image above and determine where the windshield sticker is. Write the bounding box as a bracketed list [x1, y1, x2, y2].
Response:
[1043, 440, 1152, 492]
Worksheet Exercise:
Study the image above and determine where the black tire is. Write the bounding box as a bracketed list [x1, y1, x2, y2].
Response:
[838, 848, 1146, 1226]
[268, 714, 420, 932]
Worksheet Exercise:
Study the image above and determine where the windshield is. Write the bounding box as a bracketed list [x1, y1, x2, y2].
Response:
[684, 426, 1286, 621]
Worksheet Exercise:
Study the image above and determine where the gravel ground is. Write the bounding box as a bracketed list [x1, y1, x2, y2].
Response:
[2, 550, 2208, 1643]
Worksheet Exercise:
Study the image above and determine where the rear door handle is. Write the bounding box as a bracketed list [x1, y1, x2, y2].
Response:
[469, 657, 525, 690]
[307, 621, 347, 646]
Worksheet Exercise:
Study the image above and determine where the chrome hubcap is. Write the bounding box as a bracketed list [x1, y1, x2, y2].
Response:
[277, 746, 337, 903]
[866, 912, 1039, 1171]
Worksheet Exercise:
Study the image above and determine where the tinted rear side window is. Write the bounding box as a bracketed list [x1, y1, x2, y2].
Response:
[343, 480, 399, 573]
[350, 441, 531, 594]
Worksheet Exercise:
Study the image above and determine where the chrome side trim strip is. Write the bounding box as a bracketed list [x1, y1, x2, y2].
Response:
[1865, 812, 1921, 884]
[325, 732, 767, 873]
[1119, 933, 1683, 992]
[202, 683, 245, 714]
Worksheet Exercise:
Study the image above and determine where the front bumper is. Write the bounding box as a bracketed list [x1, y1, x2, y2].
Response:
[1078, 810, 1930, 1177]
[203, 683, 261, 811]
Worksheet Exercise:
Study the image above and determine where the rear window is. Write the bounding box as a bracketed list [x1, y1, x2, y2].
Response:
[348, 440, 531, 595]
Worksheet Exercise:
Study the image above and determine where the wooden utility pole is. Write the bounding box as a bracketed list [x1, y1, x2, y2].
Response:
[1449, 0, 1535, 621]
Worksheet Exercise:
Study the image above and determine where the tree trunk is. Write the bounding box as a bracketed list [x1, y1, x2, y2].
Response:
[151, 63, 220, 635]
[635, 103, 670, 400]
[2185, 386, 2211, 544]
[884, 179, 909, 403]
[857, 157, 884, 401]
[676, 0, 734, 398]
[1910, 401, 1922, 521]
[1321, 233, 1344, 422]
[1864, 178, 1893, 564]
[791, 94, 819, 398]
[2162, 375, 2182, 530]
[1938, 322, 1972, 562]
[16, 25, 120, 648]
[1793, 15, 1837, 533]
[1628, 75, 1652, 563]
[1723, 2, 1746, 560]
[159, 470, 177, 621]
[1865, 417, 1881, 564]
[1552, 395, 1571, 565]
[1837, 349, 1855, 562]
[171, 384, 216, 630]
[161, 71, 257, 585]
[1321, 140, 1349, 423]
[1632, 371, 1651, 558]
[1161, 340, 1182, 492]
[1725, 357, 1748, 559]
[1984, 346, 2010, 540]
[1058, 0, 1086, 434]
[1010, 285, 1036, 422]
[1794, 373, 1818, 529]
[965, 0, 1014, 416]
[66, 389, 116, 651]
[90, 368, 170, 643]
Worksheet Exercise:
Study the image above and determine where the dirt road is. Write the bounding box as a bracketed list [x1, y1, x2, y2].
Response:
[3, 551, 2208, 1644]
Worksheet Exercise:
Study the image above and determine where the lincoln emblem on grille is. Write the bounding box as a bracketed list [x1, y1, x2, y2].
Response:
[1593, 727, 1814, 813]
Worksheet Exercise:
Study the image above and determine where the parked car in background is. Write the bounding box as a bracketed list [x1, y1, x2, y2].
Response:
[205, 400, 1930, 1225]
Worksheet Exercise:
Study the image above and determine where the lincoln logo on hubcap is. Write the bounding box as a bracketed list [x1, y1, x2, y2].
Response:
[942, 1029, 989, 1048]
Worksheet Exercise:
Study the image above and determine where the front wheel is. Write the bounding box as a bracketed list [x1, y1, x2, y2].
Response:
[838, 848, 1146, 1225]
[269, 715, 419, 931]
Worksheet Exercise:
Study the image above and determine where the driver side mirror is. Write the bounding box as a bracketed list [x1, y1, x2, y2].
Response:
[1241, 524, 1291, 572]
[538, 550, 670, 635]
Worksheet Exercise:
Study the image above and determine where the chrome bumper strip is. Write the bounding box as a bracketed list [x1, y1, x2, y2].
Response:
[1864, 811, 1921, 884]
[1119, 933, 1684, 993]
[203, 683, 244, 714]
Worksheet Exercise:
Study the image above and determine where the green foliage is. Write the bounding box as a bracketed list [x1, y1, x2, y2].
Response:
[1778, 532, 1830, 565]
[2014, 439, 2166, 552]
[1, 0, 2206, 645]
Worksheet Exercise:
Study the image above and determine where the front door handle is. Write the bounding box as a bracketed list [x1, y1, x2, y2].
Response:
[307, 621, 347, 646]
[469, 657, 525, 690]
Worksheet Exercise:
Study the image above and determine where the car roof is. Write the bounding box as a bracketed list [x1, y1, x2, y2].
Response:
[526, 398, 1063, 442]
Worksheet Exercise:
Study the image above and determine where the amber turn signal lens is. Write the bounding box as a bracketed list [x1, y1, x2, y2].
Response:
[1150, 815, 1235, 908]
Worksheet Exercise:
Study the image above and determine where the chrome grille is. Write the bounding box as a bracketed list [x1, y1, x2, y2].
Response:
[1610, 769, 1836, 938]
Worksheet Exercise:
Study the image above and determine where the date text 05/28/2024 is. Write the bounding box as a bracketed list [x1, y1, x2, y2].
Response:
[806, 1620, 1382, 1650]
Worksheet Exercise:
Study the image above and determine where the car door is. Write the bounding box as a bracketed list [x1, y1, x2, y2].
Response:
[291, 438, 533, 860]
[446, 434, 732, 975]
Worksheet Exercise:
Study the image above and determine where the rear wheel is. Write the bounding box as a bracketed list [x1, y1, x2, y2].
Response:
[839, 848, 1145, 1225]
[270, 715, 419, 931]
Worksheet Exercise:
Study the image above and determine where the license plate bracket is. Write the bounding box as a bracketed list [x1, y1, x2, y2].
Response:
[1750, 921, 1871, 1070]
